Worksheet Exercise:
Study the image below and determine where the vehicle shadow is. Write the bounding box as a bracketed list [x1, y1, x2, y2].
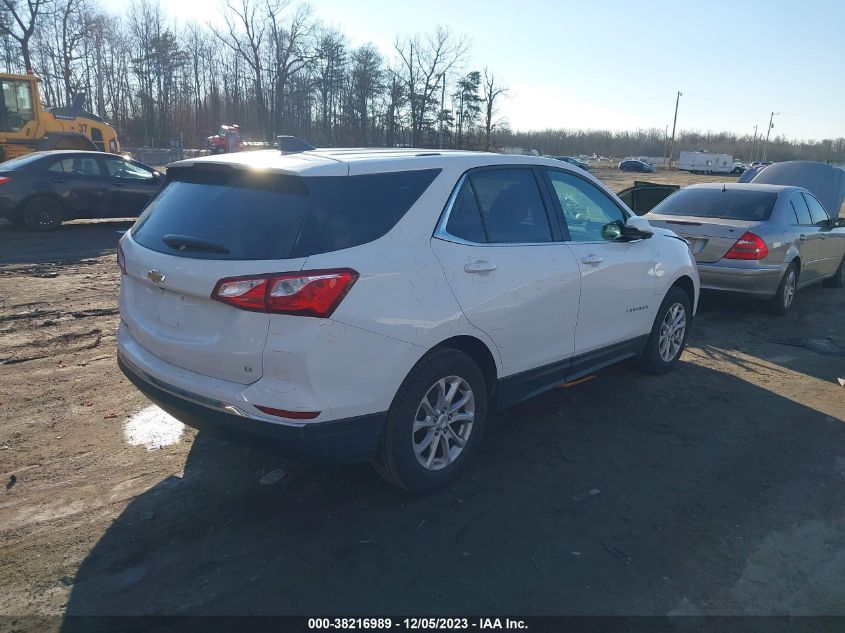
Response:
[694, 286, 845, 384]
[0, 219, 134, 265]
[61, 360, 845, 625]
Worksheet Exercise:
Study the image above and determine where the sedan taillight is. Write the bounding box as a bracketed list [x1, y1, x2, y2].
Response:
[0, 176, 11, 186]
[211, 269, 358, 318]
[724, 232, 769, 260]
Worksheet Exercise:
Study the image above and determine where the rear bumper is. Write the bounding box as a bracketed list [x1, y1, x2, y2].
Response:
[118, 352, 386, 463]
[697, 262, 786, 298]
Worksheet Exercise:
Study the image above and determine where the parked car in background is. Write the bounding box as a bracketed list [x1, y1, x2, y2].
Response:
[554, 156, 589, 171]
[0, 150, 163, 230]
[618, 181, 680, 215]
[731, 161, 748, 174]
[646, 178, 845, 314]
[618, 159, 655, 173]
[117, 146, 698, 492]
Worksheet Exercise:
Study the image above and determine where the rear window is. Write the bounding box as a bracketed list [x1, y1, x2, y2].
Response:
[131, 165, 440, 260]
[0, 152, 47, 170]
[651, 188, 778, 221]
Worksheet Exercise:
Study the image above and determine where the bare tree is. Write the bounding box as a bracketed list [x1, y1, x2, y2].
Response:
[1, 0, 50, 72]
[394, 27, 468, 147]
[212, 0, 269, 139]
[482, 67, 507, 150]
[266, 2, 314, 140]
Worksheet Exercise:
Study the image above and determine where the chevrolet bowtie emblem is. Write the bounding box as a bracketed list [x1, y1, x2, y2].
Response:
[147, 270, 166, 284]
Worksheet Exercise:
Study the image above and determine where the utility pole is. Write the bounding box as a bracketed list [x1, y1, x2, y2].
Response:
[663, 124, 669, 165]
[669, 91, 682, 167]
[750, 124, 758, 163]
[762, 111, 779, 162]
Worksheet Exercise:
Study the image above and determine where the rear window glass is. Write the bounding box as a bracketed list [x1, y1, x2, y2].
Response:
[0, 152, 47, 169]
[651, 188, 777, 221]
[131, 165, 440, 260]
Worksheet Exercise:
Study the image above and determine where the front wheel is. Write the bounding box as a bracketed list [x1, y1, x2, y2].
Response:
[638, 287, 691, 374]
[822, 255, 845, 289]
[770, 262, 798, 315]
[373, 348, 488, 493]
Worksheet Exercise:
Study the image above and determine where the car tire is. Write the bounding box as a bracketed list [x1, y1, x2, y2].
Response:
[638, 287, 691, 374]
[373, 348, 488, 493]
[23, 196, 63, 231]
[770, 262, 799, 315]
[822, 255, 845, 289]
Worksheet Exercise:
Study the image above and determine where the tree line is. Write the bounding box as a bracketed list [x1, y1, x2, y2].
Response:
[0, 0, 509, 150]
[499, 128, 845, 165]
[1, 0, 842, 163]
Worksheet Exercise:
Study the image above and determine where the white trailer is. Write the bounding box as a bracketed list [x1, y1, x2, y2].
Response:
[678, 151, 734, 174]
[500, 147, 540, 156]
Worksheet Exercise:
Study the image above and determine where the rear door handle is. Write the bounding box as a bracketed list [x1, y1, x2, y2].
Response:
[51, 177, 67, 183]
[464, 259, 497, 273]
[799, 234, 807, 242]
[580, 254, 604, 265]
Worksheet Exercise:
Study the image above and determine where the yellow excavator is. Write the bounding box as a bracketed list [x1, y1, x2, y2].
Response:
[0, 71, 120, 162]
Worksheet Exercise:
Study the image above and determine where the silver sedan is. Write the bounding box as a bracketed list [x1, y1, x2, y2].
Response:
[646, 183, 845, 314]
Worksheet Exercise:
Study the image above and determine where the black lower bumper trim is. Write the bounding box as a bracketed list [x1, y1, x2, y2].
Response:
[118, 355, 386, 463]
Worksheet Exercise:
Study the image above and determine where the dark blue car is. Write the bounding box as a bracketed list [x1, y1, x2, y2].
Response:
[618, 159, 655, 173]
[0, 150, 163, 231]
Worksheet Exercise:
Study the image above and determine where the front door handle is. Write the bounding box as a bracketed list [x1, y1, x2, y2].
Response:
[799, 234, 807, 242]
[464, 259, 497, 273]
[580, 254, 604, 266]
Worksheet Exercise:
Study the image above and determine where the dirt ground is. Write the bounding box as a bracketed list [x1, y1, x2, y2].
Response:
[1, 168, 845, 626]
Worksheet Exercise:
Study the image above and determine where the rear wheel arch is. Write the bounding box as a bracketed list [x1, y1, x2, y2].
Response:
[430, 335, 499, 399]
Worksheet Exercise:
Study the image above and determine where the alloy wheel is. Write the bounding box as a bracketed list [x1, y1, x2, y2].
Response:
[658, 303, 687, 363]
[412, 376, 475, 471]
[783, 269, 796, 308]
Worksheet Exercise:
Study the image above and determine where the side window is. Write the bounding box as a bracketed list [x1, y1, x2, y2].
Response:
[546, 169, 626, 242]
[46, 156, 100, 176]
[104, 157, 154, 180]
[789, 193, 812, 226]
[467, 168, 551, 243]
[444, 179, 486, 243]
[803, 193, 830, 227]
[308, 169, 441, 254]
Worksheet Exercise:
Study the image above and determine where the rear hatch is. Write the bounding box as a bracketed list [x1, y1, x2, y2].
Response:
[119, 162, 345, 384]
[646, 186, 777, 263]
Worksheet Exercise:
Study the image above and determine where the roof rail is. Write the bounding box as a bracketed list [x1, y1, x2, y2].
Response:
[277, 135, 316, 154]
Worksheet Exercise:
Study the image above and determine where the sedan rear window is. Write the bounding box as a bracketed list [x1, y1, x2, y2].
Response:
[131, 165, 440, 260]
[650, 188, 778, 221]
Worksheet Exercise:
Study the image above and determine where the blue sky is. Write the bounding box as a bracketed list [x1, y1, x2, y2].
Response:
[122, 0, 845, 140]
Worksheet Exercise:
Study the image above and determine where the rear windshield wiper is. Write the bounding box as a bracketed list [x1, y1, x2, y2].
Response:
[162, 234, 230, 254]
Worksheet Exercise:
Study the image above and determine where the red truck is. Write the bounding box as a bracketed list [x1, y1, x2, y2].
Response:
[206, 124, 241, 154]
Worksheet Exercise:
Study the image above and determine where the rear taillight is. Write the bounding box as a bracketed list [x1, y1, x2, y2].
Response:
[211, 269, 358, 318]
[725, 232, 768, 260]
[0, 176, 10, 186]
[117, 242, 126, 274]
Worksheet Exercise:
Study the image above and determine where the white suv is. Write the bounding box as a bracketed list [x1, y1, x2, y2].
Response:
[117, 147, 699, 492]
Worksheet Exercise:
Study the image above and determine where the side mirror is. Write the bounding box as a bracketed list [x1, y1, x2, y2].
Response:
[625, 215, 654, 240]
[601, 217, 653, 241]
[832, 217, 845, 229]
